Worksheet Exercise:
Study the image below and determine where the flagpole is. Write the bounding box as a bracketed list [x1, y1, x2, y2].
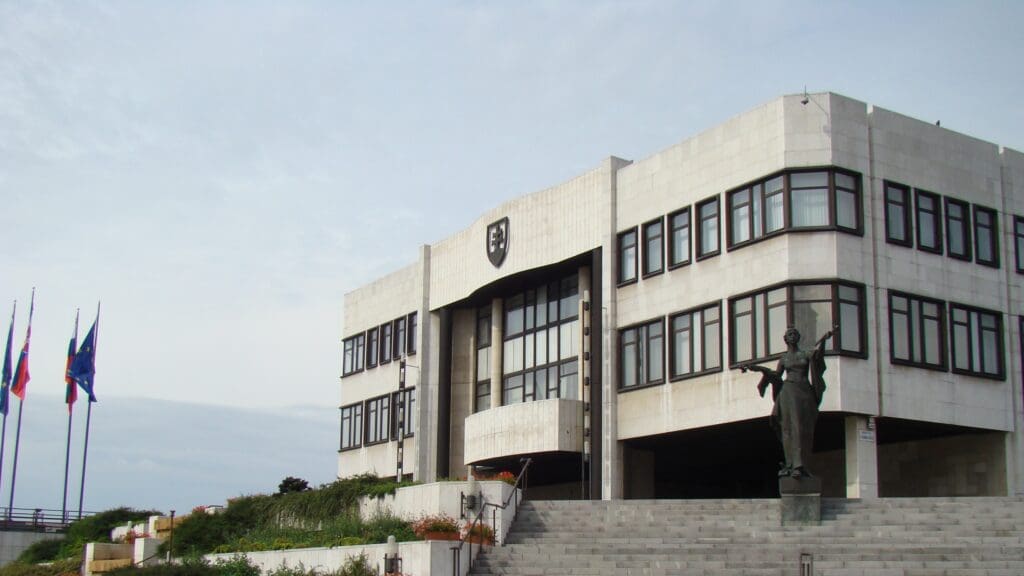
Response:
[77, 302, 99, 520]
[7, 401, 25, 520]
[62, 310, 79, 523]
[7, 290, 33, 520]
[0, 301, 15, 514]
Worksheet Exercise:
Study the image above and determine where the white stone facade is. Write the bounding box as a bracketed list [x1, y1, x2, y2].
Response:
[339, 93, 1024, 500]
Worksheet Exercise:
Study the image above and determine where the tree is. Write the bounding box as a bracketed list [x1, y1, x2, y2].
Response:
[277, 476, 310, 494]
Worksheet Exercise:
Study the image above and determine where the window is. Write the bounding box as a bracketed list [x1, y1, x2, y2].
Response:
[365, 395, 391, 445]
[342, 333, 365, 376]
[696, 197, 720, 259]
[884, 181, 912, 246]
[380, 323, 393, 364]
[789, 171, 830, 228]
[391, 388, 415, 439]
[339, 403, 362, 450]
[407, 312, 418, 354]
[501, 273, 580, 404]
[944, 198, 972, 260]
[668, 208, 691, 268]
[393, 316, 407, 358]
[669, 303, 721, 380]
[888, 291, 946, 370]
[1014, 216, 1024, 273]
[617, 229, 638, 284]
[475, 307, 491, 413]
[366, 327, 379, 368]
[950, 303, 1004, 379]
[729, 281, 865, 365]
[642, 218, 664, 277]
[915, 189, 942, 253]
[726, 168, 860, 250]
[973, 205, 999, 267]
[619, 319, 664, 390]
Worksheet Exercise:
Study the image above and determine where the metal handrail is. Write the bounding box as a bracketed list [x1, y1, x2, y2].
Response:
[0, 506, 97, 532]
[451, 458, 532, 576]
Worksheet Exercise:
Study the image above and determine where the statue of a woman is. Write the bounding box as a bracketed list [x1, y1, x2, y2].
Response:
[741, 326, 833, 479]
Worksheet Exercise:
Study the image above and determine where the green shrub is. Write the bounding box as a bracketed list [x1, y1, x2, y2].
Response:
[0, 558, 79, 576]
[15, 538, 63, 564]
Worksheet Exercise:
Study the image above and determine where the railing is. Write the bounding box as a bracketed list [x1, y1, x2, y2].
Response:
[451, 458, 532, 576]
[0, 507, 96, 532]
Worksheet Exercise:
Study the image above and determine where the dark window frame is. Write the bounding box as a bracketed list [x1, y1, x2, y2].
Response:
[618, 317, 666, 391]
[727, 280, 868, 367]
[725, 168, 863, 251]
[380, 322, 393, 364]
[390, 387, 415, 440]
[914, 188, 943, 254]
[884, 181, 913, 247]
[944, 197, 973, 261]
[668, 301, 722, 382]
[973, 205, 1000, 268]
[501, 273, 581, 405]
[393, 316, 407, 358]
[1014, 215, 1024, 274]
[668, 207, 691, 269]
[642, 217, 665, 278]
[339, 402, 363, 451]
[617, 228, 638, 285]
[342, 333, 366, 377]
[474, 306, 492, 413]
[366, 327, 379, 368]
[949, 302, 1005, 380]
[407, 312, 418, 355]
[364, 394, 392, 446]
[887, 290, 948, 371]
[696, 196, 721, 260]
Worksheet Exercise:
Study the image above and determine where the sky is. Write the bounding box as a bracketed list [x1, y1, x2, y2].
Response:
[0, 1, 1022, 514]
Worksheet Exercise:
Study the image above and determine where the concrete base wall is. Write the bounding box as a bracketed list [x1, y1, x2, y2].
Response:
[879, 432, 1008, 496]
[0, 531, 63, 567]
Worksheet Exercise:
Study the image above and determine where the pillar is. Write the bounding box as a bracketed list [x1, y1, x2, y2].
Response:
[845, 414, 879, 498]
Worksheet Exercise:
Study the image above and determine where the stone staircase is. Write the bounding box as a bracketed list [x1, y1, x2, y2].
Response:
[470, 498, 1024, 576]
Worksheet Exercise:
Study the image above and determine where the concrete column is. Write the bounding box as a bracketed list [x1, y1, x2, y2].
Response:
[845, 414, 879, 498]
[490, 298, 503, 409]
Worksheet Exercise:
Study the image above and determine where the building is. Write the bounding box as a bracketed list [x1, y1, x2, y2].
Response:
[338, 92, 1024, 500]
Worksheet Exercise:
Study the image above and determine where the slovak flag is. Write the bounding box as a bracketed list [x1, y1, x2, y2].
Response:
[10, 322, 30, 401]
[65, 318, 78, 412]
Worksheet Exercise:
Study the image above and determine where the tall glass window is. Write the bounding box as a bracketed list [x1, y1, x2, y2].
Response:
[915, 189, 942, 253]
[885, 181, 912, 246]
[973, 205, 999, 267]
[643, 218, 664, 276]
[1015, 216, 1024, 273]
[726, 168, 860, 249]
[945, 198, 972, 260]
[668, 208, 691, 268]
[729, 281, 865, 365]
[618, 229, 638, 284]
[697, 197, 720, 258]
[340, 403, 363, 450]
[474, 307, 491, 413]
[618, 319, 664, 390]
[950, 303, 1003, 379]
[502, 273, 581, 404]
[889, 291, 946, 370]
[669, 303, 721, 380]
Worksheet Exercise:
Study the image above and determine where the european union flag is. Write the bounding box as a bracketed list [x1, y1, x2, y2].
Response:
[69, 318, 98, 403]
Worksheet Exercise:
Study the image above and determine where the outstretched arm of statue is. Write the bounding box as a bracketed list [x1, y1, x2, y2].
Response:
[814, 327, 837, 351]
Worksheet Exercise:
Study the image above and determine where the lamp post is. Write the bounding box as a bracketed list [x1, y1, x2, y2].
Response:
[166, 510, 175, 563]
[384, 535, 401, 575]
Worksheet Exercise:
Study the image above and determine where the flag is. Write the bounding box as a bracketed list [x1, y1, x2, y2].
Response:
[0, 311, 13, 416]
[65, 318, 78, 413]
[69, 318, 98, 403]
[10, 323, 30, 401]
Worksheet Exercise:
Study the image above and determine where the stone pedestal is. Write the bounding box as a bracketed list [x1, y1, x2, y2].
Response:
[779, 476, 822, 526]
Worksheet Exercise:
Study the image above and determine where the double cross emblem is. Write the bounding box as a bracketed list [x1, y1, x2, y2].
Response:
[486, 217, 509, 268]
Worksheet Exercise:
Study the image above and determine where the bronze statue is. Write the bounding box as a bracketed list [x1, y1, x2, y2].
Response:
[741, 326, 833, 479]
